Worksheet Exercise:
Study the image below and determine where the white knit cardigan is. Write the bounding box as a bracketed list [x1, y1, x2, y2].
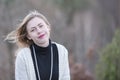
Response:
[15, 42, 70, 80]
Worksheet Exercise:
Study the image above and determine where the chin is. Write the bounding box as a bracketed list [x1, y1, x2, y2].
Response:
[39, 39, 49, 43]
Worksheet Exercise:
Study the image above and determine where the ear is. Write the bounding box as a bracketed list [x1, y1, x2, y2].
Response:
[27, 34, 32, 40]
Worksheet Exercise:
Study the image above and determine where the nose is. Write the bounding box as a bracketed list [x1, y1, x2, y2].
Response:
[36, 27, 42, 34]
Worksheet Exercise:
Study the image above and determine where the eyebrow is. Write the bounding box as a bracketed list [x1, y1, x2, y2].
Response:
[37, 23, 42, 26]
[30, 26, 36, 29]
[30, 23, 42, 29]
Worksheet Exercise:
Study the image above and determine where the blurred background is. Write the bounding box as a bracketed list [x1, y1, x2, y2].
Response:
[0, 0, 120, 80]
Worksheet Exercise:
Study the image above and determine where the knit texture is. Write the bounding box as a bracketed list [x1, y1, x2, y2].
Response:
[15, 42, 70, 80]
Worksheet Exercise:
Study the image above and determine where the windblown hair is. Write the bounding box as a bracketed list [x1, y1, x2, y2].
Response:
[5, 11, 50, 48]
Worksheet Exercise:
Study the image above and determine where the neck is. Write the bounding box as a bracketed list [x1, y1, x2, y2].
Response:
[40, 41, 49, 47]
[35, 40, 50, 47]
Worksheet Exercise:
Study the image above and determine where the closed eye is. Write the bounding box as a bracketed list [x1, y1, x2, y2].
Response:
[30, 28, 36, 32]
[31, 29, 34, 32]
[38, 23, 43, 28]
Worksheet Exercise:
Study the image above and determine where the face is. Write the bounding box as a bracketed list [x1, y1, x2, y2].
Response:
[26, 17, 50, 47]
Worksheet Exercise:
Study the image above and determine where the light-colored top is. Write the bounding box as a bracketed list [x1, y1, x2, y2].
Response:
[15, 42, 70, 80]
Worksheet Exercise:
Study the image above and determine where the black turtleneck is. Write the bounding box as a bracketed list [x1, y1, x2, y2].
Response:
[30, 40, 59, 80]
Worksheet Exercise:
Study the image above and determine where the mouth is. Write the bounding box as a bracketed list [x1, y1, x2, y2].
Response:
[38, 34, 45, 39]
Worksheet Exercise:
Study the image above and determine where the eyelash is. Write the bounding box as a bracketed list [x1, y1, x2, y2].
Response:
[31, 29, 35, 32]
[39, 25, 43, 28]
[30, 24, 43, 32]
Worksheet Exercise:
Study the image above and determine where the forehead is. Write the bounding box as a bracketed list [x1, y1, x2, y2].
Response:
[27, 17, 46, 28]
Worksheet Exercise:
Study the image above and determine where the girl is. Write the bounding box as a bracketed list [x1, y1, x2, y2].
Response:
[5, 11, 70, 80]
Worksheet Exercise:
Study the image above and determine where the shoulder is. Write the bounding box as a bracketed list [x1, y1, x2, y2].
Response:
[52, 42, 68, 56]
[16, 47, 31, 58]
[52, 42, 67, 51]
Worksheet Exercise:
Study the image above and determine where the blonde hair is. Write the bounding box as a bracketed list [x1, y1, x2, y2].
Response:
[5, 11, 51, 48]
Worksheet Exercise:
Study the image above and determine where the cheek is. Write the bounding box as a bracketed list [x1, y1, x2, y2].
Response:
[46, 27, 50, 33]
[27, 32, 35, 40]
[30, 33, 36, 38]
[46, 30, 50, 36]
[27, 33, 32, 40]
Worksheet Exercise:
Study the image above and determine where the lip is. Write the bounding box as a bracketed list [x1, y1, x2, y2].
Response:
[38, 34, 45, 38]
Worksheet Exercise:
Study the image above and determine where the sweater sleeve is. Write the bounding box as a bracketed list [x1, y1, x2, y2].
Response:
[15, 49, 29, 80]
[62, 46, 70, 80]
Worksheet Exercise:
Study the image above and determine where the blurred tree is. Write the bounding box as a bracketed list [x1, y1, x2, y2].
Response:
[51, 1, 120, 76]
[98, 0, 120, 28]
[51, 0, 90, 24]
[96, 29, 120, 80]
[2, 0, 15, 80]
[4, 0, 15, 6]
